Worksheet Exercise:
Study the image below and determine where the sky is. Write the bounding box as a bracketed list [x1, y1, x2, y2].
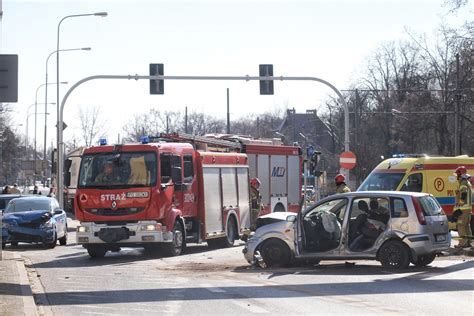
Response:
[0, 0, 472, 151]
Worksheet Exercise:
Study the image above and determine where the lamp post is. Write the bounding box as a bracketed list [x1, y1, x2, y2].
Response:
[35, 82, 67, 178]
[56, 11, 107, 207]
[44, 48, 91, 161]
[25, 103, 55, 158]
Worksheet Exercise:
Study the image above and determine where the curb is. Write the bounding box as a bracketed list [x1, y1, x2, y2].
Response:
[12, 252, 39, 316]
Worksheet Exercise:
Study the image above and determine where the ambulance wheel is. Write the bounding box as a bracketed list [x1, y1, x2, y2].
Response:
[87, 246, 107, 258]
[161, 220, 185, 257]
[411, 253, 436, 267]
[260, 238, 291, 267]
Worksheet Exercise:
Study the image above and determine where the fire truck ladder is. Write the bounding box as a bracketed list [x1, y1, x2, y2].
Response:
[155, 132, 243, 151]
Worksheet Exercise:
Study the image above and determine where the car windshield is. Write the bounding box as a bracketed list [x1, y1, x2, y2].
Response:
[79, 152, 157, 188]
[5, 199, 51, 213]
[358, 172, 405, 191]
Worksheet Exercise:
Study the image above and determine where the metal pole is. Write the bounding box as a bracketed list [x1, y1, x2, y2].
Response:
[455, 53, 460, 155]
[226, 88, 230, 134]
[56, 12, 106, 207]
[57, 74, 349, 208]
[185, 106, 188, 133]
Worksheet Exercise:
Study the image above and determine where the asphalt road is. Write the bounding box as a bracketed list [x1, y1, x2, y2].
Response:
[9, 232, 474, 315]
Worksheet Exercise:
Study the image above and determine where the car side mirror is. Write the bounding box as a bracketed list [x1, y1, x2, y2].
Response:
[286, 215, 297, 222]
[54, 209, 63, 215]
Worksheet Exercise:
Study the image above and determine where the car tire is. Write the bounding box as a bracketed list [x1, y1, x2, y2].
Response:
[260, 238, 292, 267]
[87, 246, 107, 258]
[59, 230, 68, 246]
[44, 233, 57, 249]
[221, 216, 237, 248]
[379, 240, 410, 270]
[412, 253, 436, 267]
[161, 220, 185, 257]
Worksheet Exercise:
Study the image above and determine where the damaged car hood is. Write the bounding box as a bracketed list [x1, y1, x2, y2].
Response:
[255, 212, 296, 229]
[2, 210, 51, 224]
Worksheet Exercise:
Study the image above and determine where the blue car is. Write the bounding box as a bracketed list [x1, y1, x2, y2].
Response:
[1, 196, 68, 249]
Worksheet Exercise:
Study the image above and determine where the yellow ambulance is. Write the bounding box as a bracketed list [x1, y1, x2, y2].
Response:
[358, 154, 474, 230]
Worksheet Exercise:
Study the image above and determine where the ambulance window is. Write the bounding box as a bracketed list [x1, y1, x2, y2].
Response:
[390, 198, 408, 218]
[183, 154, 194, 183]
[401, 173, 423, 192]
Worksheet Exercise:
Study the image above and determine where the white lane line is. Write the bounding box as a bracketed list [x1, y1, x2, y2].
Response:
[232, 300, 269, 314]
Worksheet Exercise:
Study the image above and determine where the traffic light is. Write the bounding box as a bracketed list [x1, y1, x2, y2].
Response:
[259, 64, 274, 95]
[149, 63, 164, 95]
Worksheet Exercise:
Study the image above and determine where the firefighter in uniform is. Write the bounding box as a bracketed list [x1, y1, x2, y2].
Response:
[250, 178, 263, 229]
[454, 166, 472, 248]
[335, 174, 351, 194]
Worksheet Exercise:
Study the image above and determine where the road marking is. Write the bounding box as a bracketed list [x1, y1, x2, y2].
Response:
[232, 300, 269, 313]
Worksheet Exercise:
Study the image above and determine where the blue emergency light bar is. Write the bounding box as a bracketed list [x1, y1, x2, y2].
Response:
[99, 137, 108, 146]
[140, 135, 150, 144]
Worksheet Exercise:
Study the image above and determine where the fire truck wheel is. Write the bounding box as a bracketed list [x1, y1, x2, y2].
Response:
[260, 238, 291, 267]
[87, 246, 107, 258]
[222, 216, 237, 248]
[161, 221, 185, 257]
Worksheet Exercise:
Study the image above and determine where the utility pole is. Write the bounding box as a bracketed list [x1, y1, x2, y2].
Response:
[185, 106, 188, 134]
[226, 88, 230, 134]
[454, 53, 461, 155]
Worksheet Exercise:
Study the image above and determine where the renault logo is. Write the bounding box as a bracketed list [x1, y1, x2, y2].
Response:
[111, 201, 117, 210]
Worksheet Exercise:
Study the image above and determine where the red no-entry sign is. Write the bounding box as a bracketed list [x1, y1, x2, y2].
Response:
[340, 151, 357, 169]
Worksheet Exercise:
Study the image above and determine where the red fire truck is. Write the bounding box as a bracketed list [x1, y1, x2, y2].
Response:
[75, 134, 302, 258]
[160, 133, 303, 215]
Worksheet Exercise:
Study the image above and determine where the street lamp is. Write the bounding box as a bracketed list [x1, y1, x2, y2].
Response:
[25, 103, 55, 158]
[35, 82, 67, 174]
[56, 11, 107, 208]
[44, 47, 91, 161]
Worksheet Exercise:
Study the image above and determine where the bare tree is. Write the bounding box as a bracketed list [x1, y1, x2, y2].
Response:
[78, 105, 108, 147]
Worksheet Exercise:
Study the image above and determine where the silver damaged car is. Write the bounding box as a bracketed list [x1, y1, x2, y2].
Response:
[243, 191, 450, 269]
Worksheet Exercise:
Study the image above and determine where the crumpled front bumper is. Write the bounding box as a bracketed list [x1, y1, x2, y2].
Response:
[2, 225, 55, 243]
[243, 235, 260, 264]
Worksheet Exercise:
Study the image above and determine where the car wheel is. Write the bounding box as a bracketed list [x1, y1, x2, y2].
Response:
[44, 233, 57, 249]
[59, 230, 68, 246]
[161, 220, 185, 257]
[260, 238, 291, 267]
[412, 253, 437, 267]
[87, 246, 107, 258]
[379, 240, 410, 270]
